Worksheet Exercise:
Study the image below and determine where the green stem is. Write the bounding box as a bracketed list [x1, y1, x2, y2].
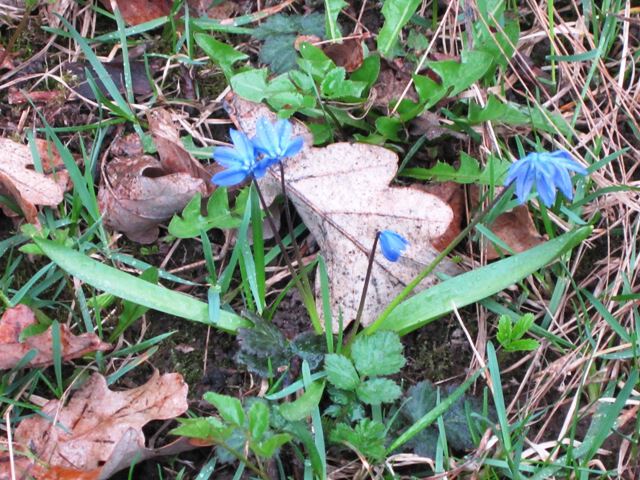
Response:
[364, 188, 510, 335]
[253, 180, 323, 334]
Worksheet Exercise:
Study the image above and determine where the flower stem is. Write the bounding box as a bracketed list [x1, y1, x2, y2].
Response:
[344, 231, 380, 346]
[252, 179, 323, 334]
[364, 188, 510, 336]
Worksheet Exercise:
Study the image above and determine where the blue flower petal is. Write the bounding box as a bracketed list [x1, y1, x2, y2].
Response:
[253, 117, 278, 159]
[379, 230, 409, 262]
[212, 167, 250, 186]
[213, 147, 245, 167]
[282, 135, 304, 158]
[514, 162, 535, 204]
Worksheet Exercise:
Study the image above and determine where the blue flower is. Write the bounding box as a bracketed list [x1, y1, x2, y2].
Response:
[504, 150, 588, 207]
[252, 117, 304, 164]
[379, 230, 409, 262]
[211, 129, 272, 186]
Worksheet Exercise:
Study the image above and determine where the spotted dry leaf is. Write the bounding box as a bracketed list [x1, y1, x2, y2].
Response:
[225, 94, 458, 330]
[1, 372, 189, 480]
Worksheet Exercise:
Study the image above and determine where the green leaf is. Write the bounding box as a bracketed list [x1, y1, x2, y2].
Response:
[324, 0, 346, 40]
[253, 433, 292, 458]
[195, 33, 248, 79]
[236, 315, 291, 377]
[375, 116, 402, 141]
[265, 74, 305, 111]
[320, 67, 366, 99]
[402, 153, 510, 185]
[330, 419, 386, 462]
[169, 189, 243, 239]
[230, 69, 269, 102]
[512, 313, 535, 340]
[291, 331, 327, 370]
[430, 50, 493, 96]
[388, 371, 481, 453]
[352, 331, 405, 376]
[356, 378, 401, 405]
[32, 237, 248, 332]
[505, 339, 540, 352]
[279, 381, 325, 421]
[253, 13, 325, 74]
[350, 55, 381, 88]
[324, 354, 359, 390]
[377, 0, 422, 58]
[298, 43, 335, 81]
[204, 392, 245, 427]
[496, 315, 513, 346]
[370, 227, 592, 336]
[248, 401, 269, 442]
[170, 417, 233, 442]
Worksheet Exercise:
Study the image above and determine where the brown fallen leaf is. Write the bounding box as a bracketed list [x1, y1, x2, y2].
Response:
[484, 204, 545, 260]
[371, 63, 418, 110]
[146, 109, 213, 191]
[226, 95, 458, 330]
[322, 39, 364, 72]
[0, 305, 111, 370]
[7, 88, 65, 105]
[98, 156, 207, 243]
[1, 371, 189, 479]
[0, 138, 66, 224]
[65, 61, 153, 101]
[99, 0, 174, 25]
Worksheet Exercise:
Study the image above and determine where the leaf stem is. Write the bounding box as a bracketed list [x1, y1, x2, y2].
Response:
[252, 179, 323, 334]
[364, 188, 510, 335]
[344, 231, 380, 346]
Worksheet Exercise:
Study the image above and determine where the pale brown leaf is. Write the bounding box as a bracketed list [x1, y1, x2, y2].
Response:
[484, 205, 545, 260]
[0, 138, 65, 224]
[0, 305, 111, 370]
[226, 95, 458, 330]
[98, 156, 206, 243]
[1, 371, 188, 479]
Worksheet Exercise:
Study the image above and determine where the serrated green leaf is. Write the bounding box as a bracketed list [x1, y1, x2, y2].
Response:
[330, 419, 386, 462]
[401, 153, 510, 185]
[512, 313, 535, 340]
[169, 189, 243, 239]
[324, 354, 359, 390]
[279, 381, 325, 421]
[230, 69, 268, 102]
[496, 315, 513, 347]
[352, 331, 405, 376]
[248, 401, 269, 442]
[170, 417, 233, 442]
[253, 433, 292, 458]
[324, 0, 346, 40]
[253, 13, 325, 74]
[356, 378, 401, 405]
[236, 315, 291, 376]
[291, 331, 327, 370]
[195, 33, 248, 79]
[204, 392, 245, 427]
[504, 339, 540, 352]
[377, 0, 422, 58]
[320, 67, 366, 99]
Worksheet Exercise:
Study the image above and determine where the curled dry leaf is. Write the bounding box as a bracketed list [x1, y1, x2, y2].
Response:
[226, 95, 458, 330]
[99, 0, 239, 25]
[322, 39, 364, 72]
[98, 156, 207, 243]
[98, 109, 211, 243]
[0, 371, 189, 480]
[0, 138, 66, 224]
[0, 305, 111, 370]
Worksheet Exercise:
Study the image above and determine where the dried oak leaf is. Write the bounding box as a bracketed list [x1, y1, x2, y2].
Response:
[0, 138, 66, 224]
[0, 371, 189, 480]
[226, 95, 458, 330]
[98, 110, 211, 243]
[0, 305, 111, 370]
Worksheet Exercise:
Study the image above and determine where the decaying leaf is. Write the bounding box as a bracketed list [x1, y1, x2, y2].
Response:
[98, 110, 211, 243]
[226, 95, 458, 330]
[0, 371, 189, 480]
[98, 156, 207, 243]
[0, 305, 111, 370]
[99, 0, 174, 25]
[322, 39, 364, 72]
[484, 204, 545, 260]
[0, 138, 66, 224]
[65, 61, 153, 101]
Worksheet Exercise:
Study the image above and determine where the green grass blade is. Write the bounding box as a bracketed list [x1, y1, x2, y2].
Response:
[369, 226, 592, 335]
[33, 237, 249, 332]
